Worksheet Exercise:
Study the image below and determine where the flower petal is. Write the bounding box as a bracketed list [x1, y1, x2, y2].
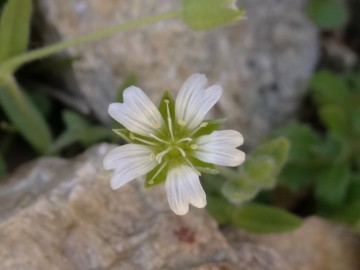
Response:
[165, 165, 206, 215]
[175, 74, 222, 130]
[194, 130, 245, 167]
[103, 144, 156, 189]
[108, 86, 163, 136]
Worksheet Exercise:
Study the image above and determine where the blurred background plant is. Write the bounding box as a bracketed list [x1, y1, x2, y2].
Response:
[1, 0, 360, 236]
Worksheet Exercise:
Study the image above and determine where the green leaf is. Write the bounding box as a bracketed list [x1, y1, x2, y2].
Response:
[250, 138, 289, 175]
[50, 110, 114, 153]
[49, 131, 77, 154]
[243, 157, 275, 181]
[77, 126, 113, 146]
[306, 0, 349, 30]
[319, 105, 348, 137]
[312, 134, 346, 164]
[315, 164, 350, 206]
[0, 0, 32, 61]
[206, 194, 232, 224]
[63, 110, 88, 131]
[231, 203, 303, 233]
[222, 176, 260, 204]
[271, 123, 320, 165]
[326, 200, 360, 224]
[28, 91, 52, 117]
[0, 78, 52, 153]
[278, 165, 317, 190]
[310, 70, 350, 104]
[351, 108, 360, 134]
[182, 0, 245, 30]
[0, 153, 6, 177]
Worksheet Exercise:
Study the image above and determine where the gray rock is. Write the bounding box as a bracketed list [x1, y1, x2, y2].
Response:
[1, 144, 359, 269]
[0, 144, 279, 270]
[224, 216, 360, 270]
[34, 0, 317, 146]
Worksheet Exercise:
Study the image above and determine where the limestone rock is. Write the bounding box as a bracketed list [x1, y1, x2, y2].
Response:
[224, 216, 360, 270]
[34, 0, 318, 146]
[1, 144, 359, 269]
[0, 144, 287, 270]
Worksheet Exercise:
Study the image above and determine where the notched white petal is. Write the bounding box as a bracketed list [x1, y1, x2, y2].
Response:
[175, 74, 207, 122]
[195, 130, 245, 167]
[103, 144, 156, 189]
[165, 165, 206, 215]
[175, 74, 222, 131]
[197, 130, 244, 147]
[108, 86, 163, 136]
[123, 86, 164, 128]
[195, 148, 245, 167]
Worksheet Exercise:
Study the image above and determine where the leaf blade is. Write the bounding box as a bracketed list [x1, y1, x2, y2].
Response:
[0, 0, 32, 61]
[231, 203, 303, 233]
[0, 78, 52, 153]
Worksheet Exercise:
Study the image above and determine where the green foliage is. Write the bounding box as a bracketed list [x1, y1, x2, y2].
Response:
[0, 0, 52, 154]
[0, 77, 52, 153]
[204, 138, 301, 233]
[230, 203, 303, 233]
[50, 110, 114, 153]
[271, 69, 360, 227]
[222, 138, 289, 204]
[0, 0, 32, 61]
[306, 0, 349, 30]
[0, 153, 6, 177]
[182, 0, 245, 30]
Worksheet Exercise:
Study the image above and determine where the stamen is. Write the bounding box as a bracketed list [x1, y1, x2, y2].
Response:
[149, 133, 170, 144]
[178, 119, 186, 126]
[130, 133, 157, 146]
[148, 161, 168, 185]
[149, 153, 156, 162]
[177, 137, 193, 143]
[190, 144, 198, 150]
[176, 147, 186, 157]
[152, 123, 161, 129]
[189, 121, 208, 137]
[156, 147, 172, 163]
[164, 99, 174, 141]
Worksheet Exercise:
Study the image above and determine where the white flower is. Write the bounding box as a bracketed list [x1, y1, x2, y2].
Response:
[103, 73, 245, 215]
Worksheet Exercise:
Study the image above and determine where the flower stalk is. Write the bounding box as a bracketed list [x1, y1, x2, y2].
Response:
[0, 10, 181, 74]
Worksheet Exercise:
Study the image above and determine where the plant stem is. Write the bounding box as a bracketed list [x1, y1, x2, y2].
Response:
[0, 10, 182, 73]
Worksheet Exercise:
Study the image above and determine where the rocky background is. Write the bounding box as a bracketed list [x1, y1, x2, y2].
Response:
[1, 0, 359, 269]
[0, 144, 359, 269]
[33, 0, 317, 147]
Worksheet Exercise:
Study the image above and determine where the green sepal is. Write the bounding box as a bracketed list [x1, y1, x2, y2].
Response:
[145, 163, 168, 188]
[158, 91, 176, 135]
[192, 118, 226, 138]
[112, 128, 133, 143]
[188, 156, 218, 174]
